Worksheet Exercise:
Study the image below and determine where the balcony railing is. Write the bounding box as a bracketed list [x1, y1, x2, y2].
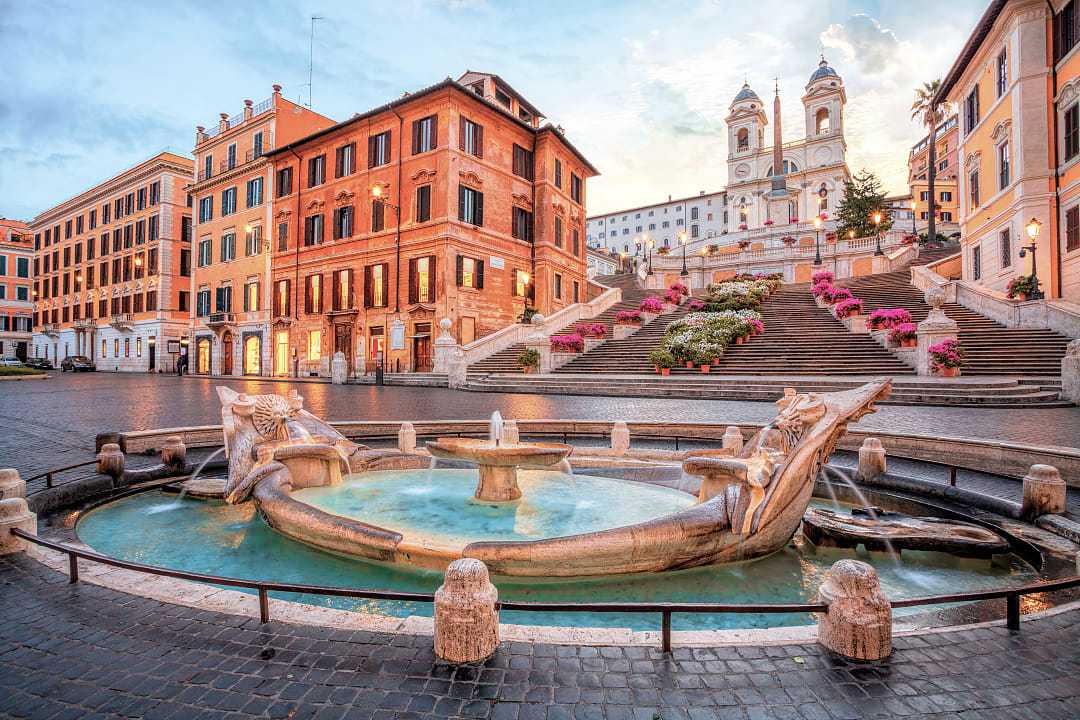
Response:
[109, 314, 133, 329]
[42, 323, 60, 336]
[206, 312, 236, 326]
[199, 96, 273, 143]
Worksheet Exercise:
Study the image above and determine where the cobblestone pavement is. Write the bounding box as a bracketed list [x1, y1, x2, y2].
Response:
[2, 554, 1079, 720]
[1, 373, 1078, 477]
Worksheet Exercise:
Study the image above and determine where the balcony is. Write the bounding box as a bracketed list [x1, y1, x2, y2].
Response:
[326, 306, 359, 318]
[42, 323, 60, 337]
[205, 312, 236, 327]
[109, 314, 134, 330]
[73, 319, 96, 331]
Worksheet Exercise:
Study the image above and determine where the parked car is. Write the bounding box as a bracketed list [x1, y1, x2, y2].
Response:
[24, 357, 53, 370]
[60, 356, 95, 372]
[0, 358, 23, 367]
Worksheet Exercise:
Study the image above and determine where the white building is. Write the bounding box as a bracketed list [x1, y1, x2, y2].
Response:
[588, 56, 851, 260]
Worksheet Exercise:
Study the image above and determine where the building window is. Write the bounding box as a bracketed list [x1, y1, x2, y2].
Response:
[513, 269, 528, 297]
[941, 191, 953, 202]
[136, 188, 146, 211]
[198, 196, 213, 222]
[554, 272, 562, 300]
[571, 174, 583, 204]
[246, 177, 264, 208]
[512, 207, 533, 242]
[996, 48, 1007, 97]
[307, 330, 321, 361]
[554, 158, 562, 188]
[196, 288, 211, 316]
[198, 237, 212, 267]
[998, 142, 1010, 190]
[573, 280, 580, 303]
[941, 211, 954, 222]
[972, 245, 982, 281]
[253, 132, 264, 158]
[371, 200, 385, 233]
[221, 187, 237, 216]
[304, 214, 325, 246]
[277, 222, 288, 252]
[1000, 229, 1011, 268]
[416, 185, 432, 223]
[227, 143, 237, 170]
[244, 281, 259, 312]
[1055, 1, 1078, 61]
[276, 167, 293, 197]
[964, 87, 979, 135]
[969, 167, 980, 208]
[458, 186, 483, 226]
[409, 255, 435, 304]
[512, 145, 534, 180]
[245, 225, 262, 256]
[1067, 205, 1080, 252]
[333, 206, 354, 240]
[365, 263, 388, 308]
[333, 269, 353, 310]
[554, 215, 563, 248]
[335, 143, 356, 178]
[412, 115, 438, 154]
[920, 191, 929, 201]
[307, 155, 325, 187]
[220, 233, 236, 263]
[368, 131, 391, 168]
[305, 273, 323, 314]
[1065, 103, 1079, 162]
[456, 256, 483, 289]
[274, 279, 291, 317]
[460, 117, 483, 157]
[572, 228, 580, 256]
[736, 128, 749, 151]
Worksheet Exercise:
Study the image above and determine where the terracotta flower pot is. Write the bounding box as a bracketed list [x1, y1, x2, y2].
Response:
[685, 360, 695, 369]
[712, 357, 720, 366]
[900, 338, 916, 349]
[735, 336, 745, 345]
[939, 366, 960, 378]
[1016, 293, 1027, 302]
[700, 364, 711, 373]
[523, 366, 536, 374]
[660, 367, 670, 376]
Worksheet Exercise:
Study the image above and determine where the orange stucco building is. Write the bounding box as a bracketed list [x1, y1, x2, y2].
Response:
[264, 72, 597, 378]
[0, 218, 33, 360]
[30, 152, 194, 370]
[187, 86, 334, 376]
[938, 0, 1080, 302]
[908, 114, 960, 231]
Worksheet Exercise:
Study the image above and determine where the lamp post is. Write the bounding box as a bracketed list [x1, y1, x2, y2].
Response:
[646, 238, 654, 276]
[872, 211, 883, 256]
[813, 216, 822, 266]
[1020, 217, 1044, 300]
[519, 271, 532, 320]
[910, 200, 917, 235]
[678, 230, 689, 277]
[371, 185, 402, 312]
[634, 235, 642, 258]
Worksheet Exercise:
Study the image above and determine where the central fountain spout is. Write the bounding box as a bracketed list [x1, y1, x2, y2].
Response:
[427, 414, 571, 502]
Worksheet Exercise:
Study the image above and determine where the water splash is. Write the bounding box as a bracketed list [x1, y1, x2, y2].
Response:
[489, 411, 504, 448]
[148, 447, 225, 514]
[834, 469, 902, 566]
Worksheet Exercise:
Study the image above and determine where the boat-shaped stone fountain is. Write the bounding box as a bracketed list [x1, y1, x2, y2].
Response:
[214, 379, 893, 577]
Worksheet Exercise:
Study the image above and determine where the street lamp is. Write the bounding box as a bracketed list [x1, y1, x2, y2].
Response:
[634, 235, 642, 257]
[910, 200, 917, 235]
[646, 238, 654, 276]
[1020, 218, 1044, 300]
[872, 211, 884, 256]
[372, 184, 403, 312]
[813, 216, 823, 266]
[678, 230, 689, 276]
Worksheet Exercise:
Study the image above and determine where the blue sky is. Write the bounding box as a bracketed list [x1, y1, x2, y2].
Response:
[1, 0, 986, 222]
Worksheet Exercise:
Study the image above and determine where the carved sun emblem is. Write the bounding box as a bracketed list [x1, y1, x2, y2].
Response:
[252, 395, 296, 440]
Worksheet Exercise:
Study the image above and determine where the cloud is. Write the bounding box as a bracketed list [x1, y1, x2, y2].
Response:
[821, 14, 901, 76]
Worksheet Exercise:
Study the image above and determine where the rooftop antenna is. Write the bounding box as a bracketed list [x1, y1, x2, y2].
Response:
[305, 15, 323, 108]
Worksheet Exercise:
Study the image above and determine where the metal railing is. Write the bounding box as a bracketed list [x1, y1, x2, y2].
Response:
[24, 460, 98, 489]
[11, 527, 1080, 651]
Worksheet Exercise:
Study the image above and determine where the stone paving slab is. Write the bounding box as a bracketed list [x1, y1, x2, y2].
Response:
[2, 554, 1080, 719]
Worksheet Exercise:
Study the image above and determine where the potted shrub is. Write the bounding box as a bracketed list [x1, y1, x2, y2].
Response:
[811, 270, 834, 285]
[749, 318, 764, 336]
[738, 239, 751, 249]
[549, 334, 584, 353]
[834, 298, 863, 319]
[669, 282, 689, 296]
[868, 308, 912, 331]
[687, 299, 705, 311]
[574, 322, 606, 338]
[822, 286, 852, 305]
[615, 309, 642, 325]
[783, 236, 796, 247]
[889, 322, 918, 348]
[929, 338, 964, 377]
[1006, 275, 1035, 302]
[639, 297, 664, 314]
[648, 348, 675, 376]
[517, 348, 540, 374]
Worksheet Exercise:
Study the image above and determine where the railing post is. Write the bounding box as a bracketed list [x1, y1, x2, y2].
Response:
[68, 551, 79, 584]
[46, 472, 54, 488]
[258, 587, 270, 623]
[949, 466, 957, 487]
[1006, 593, 1020, 631]
[661, 610, 672, 653]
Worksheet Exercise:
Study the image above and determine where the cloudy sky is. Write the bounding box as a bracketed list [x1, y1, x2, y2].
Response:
[0, 0, 985, 222]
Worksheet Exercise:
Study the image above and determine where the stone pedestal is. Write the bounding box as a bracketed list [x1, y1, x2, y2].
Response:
[448, 350, 468, 389]
[501, 421, 519, 445]
[1021, 464, 1066, 519]
[320, 355, 331, 379]
[843, 315, 868, 334]
[640, 311, 659, 325]
[475, 465, 521, 502]
[815, 559, 892, 661]
[160, 436, 187, 469]
[0, 469, 25, 500]
[1062, 339, 1080, 405]
[524, 314, 553, 374]
[611, 422, 630, 454]
[915, 288, 958, 376]
[96, 443, 124, 479]
[432, 318, 461, 375]
[0, 498, 36, 555]
[331, 352, 348, 384]
[722, 426, 743, 454]
[434, 559, 500, 664]
[583, 337, 604, 353]
[398, 422, 417, 453]
[857, 438, 886, 482]
[613, 324, 639, 340]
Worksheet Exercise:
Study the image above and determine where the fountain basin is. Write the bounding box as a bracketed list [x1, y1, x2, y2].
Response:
[426, 438, 572, 502]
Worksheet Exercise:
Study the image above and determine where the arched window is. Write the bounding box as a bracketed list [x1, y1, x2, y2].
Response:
[815, 108, 831, 134]
[767, 160, 798, 176]
[818, 183, 829, 211]
[736, 128, 749, 151]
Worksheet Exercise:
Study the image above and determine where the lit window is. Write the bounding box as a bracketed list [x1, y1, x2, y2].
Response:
[307, 330, 321, 360]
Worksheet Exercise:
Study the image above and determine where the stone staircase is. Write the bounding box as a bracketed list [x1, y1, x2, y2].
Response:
[838, 251, 1071, 377]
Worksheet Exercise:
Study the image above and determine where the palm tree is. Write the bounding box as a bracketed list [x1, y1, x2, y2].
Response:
[911, 80, 945, 244]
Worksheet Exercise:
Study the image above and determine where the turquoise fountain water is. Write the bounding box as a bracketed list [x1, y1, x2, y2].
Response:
[77, 488, 1039, 631]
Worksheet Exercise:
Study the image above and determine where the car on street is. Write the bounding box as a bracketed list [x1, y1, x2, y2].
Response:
[60, 356, 95, 372]
[0, 358, 24, 367]
[23, 357, 53, 370]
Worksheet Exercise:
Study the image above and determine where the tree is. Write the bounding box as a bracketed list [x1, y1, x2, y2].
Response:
[912, 80, 945, 245]
[836, 170, 893, 239]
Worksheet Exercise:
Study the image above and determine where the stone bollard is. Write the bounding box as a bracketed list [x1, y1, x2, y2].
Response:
[160, 436, 187, 469]
[857, 438, 886, 482]
[1021, 464, 1066, 520]
[722, 426, 743, 454]
[501, 421, 519, 445]
[0, 469, 25, 500]
[96, 443, 125, 479]
[1062, 339, 1080, 405]
[815, 559, 892, 661]
[611, 422, 630, 454]
[434, 558, 499, 664]
[331, 351, 348, 384]
[0, 497, 36, 555]
[398, 422, 417, 453]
